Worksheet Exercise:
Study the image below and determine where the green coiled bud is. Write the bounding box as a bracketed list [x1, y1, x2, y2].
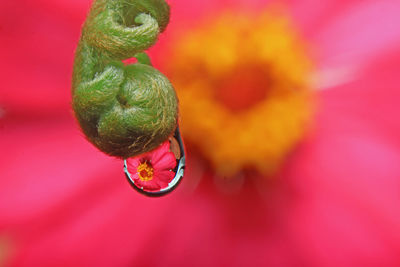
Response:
[72, 0, 178, 158]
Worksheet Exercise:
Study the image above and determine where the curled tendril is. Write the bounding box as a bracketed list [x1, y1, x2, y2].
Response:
[72, 0, 178, 158]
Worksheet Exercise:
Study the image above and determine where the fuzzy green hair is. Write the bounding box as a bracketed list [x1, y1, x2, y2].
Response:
[72, 0, 178, 158]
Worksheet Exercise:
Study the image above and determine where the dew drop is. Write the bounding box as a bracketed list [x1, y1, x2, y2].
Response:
[124, 126, 186, 196]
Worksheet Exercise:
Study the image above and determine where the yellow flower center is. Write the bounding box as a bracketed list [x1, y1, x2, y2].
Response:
[137, 161, 154, 181]
[167, 10, 314, 176]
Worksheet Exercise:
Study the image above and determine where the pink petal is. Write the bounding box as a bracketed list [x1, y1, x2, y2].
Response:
[319, 47, 400, 138]
[126, 158, 140, 169]
[133, 178, 161, 191]
[155, 180, 170, 189]
[280, 48, 400, 266]
[0, 117, 120, 225]
[153, 152, 177, 170]
[129, 172, 139, 180]
[309, 0, 400, 69]
[288, 0, 362, 37]
[147, 141, 170, 165]
[284, 129, 400, 267]
[0, 0, 88, 116]
[155, 170, 175, 183]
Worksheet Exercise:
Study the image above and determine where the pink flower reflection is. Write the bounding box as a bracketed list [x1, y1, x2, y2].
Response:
[126, 141, 176, 191]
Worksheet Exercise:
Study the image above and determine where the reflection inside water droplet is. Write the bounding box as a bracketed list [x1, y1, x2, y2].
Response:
[124, 127, 185, 197]
[169, 136, 181, 159]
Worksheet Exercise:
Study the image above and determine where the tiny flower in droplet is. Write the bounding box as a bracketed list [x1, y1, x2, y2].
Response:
[126, 141, 177, 192]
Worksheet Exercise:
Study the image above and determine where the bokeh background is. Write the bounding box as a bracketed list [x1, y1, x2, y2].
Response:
[1, 0, 400, 266]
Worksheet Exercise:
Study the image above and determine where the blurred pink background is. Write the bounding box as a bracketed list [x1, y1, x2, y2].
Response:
[1, 0, 400, 266]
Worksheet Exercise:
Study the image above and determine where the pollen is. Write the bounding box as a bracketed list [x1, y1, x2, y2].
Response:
[137, 161, 154, 181]
[167, 10, 314, 177]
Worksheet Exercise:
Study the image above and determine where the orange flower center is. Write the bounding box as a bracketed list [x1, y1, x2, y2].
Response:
[166, 10, 314, 176]
[215, 65, 270, 112]
[137, 161, 154, 181]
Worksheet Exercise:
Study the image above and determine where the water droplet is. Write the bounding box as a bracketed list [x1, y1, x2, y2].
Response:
[124, 126, 186, 196]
